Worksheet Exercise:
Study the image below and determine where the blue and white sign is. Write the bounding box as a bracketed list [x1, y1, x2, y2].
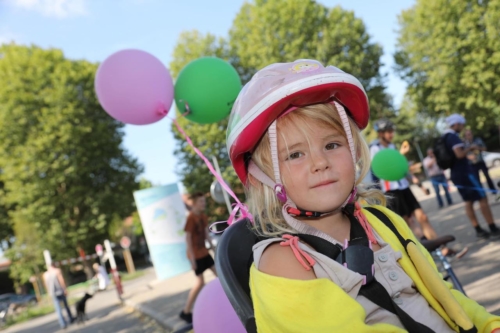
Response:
[133, 183, 190, 280]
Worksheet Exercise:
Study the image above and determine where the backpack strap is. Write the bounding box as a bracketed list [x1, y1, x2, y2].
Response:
[359, 282, 435, 333]
[364, 207, 477, 333]
[255, 213, 436, 333]
[365, 207, 412, 249]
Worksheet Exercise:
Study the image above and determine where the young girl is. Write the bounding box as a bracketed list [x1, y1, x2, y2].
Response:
[225, 60, 500, 332]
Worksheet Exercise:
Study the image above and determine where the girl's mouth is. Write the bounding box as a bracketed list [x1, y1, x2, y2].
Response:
[311, 180, 336, 188]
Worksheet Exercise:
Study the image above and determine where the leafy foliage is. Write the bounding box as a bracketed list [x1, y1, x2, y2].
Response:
[108, 177, 153, 240]
[0, 44, 142, 283]
[394, 0, 500, 130]
[230, 1, 394, 130]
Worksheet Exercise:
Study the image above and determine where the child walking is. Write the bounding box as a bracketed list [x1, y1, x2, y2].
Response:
[179, 192, 216, 324]
[225, 59, 499, 332]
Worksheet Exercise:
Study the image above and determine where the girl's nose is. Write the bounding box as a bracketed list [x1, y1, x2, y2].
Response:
[311, 151, 330, 172]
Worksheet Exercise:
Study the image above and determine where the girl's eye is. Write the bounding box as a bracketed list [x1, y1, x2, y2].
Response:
[326, 142, 339, 150]
[288, 152, 303, 160]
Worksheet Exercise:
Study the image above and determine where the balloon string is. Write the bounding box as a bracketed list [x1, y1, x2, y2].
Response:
[172, 118, 253, 225]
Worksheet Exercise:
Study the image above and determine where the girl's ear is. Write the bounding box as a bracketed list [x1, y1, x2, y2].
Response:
[248, 173, 260, 188]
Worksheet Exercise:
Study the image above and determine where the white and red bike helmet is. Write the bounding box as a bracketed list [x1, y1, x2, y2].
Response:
[226, 59, 371, 240]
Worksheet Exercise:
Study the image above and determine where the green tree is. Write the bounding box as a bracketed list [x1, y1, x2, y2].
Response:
[0, 181, 14, 246]
[109, 177, 153, 240]
[394, 0, 500, 130]
[393, 95, 442, 166]
[4, 221, 45, 289]
[230, 0, 393, 121]
[0, 44, 143, 283]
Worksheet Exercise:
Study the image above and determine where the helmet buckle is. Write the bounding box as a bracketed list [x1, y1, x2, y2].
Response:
[274, 184, 287, 203]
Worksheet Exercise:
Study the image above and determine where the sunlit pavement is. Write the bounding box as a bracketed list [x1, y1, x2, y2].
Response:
[2, 268, 167, 333]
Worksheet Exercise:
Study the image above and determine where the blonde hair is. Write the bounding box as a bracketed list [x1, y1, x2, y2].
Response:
[246, 103, 386, 237]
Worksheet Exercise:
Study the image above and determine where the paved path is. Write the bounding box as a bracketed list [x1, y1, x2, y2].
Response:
[123, 268, 215, 332]
[3, 268, 167, 333]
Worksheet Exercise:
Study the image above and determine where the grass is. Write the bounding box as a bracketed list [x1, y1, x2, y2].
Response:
[0, 269, 146, 329]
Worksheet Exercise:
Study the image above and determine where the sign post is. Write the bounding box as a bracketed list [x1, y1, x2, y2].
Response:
[43, 250, 52, 268]
[104, 239, 123, 299]
[120, 236, 135, 274]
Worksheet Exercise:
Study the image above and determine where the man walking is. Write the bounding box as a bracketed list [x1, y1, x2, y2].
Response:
[443, 114, 500, 239]
[43, 262, 74, 329]
[423, 148, 453, 208]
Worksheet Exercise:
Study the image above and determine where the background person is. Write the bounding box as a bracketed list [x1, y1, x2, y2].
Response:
[464, 129, 497, 194]
[93, 263, 110, 291]
[370, 119, 465, 256]
[43, 262, 74, 329]
[179, 192, 217, 324]
[370, 119, 436, 240]
[423, 148, 453, 208]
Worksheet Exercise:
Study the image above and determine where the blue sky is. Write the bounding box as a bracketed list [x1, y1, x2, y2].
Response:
[0, 0, 415, 187]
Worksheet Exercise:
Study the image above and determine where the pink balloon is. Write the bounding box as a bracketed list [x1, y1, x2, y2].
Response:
[193, 278, 246, 333]
[95, 49, 174, 125]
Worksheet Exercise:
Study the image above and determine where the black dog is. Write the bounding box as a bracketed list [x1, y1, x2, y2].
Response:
[75, 293, 93, 324]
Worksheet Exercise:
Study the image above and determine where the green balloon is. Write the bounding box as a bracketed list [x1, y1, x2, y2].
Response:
[174, 57, 242, 124]
[371, 149, 409, 181]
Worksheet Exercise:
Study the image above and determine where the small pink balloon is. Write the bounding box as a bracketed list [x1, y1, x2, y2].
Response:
[95, 49, 173, 125]
[193, 278, 246, 333]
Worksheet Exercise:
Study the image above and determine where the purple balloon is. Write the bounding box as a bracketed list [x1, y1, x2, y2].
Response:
[193, 278, 246, 333]
[95, 49, 174, 125]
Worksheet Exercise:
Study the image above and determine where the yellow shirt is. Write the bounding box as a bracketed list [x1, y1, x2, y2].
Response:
[250, 205, 500, 333]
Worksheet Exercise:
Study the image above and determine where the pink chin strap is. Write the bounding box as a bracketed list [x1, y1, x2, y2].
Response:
[248, 100, 378, 245]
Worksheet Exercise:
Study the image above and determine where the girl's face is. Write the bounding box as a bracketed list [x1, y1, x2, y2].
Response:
[278, 119, 355, 213]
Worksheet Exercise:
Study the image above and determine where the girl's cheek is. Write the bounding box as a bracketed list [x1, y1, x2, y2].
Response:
[281, 165, 297, 184]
